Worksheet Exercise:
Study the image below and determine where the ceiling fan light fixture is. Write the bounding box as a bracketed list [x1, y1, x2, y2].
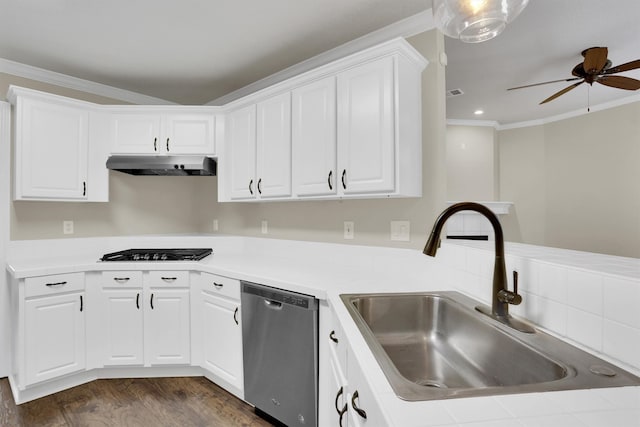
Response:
[433, 0, 529, 43]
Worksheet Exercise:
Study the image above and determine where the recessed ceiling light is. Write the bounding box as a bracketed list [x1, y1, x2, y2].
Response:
[474, 110, 484, 115]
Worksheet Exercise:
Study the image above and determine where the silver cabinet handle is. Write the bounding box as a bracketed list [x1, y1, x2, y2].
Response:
[46, 281, 67, 287]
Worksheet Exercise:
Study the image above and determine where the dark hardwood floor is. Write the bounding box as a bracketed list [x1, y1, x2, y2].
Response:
[0, 376, 274, 426]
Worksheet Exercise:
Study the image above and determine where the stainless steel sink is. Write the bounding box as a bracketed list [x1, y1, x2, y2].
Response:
[341, 291, 640, 401]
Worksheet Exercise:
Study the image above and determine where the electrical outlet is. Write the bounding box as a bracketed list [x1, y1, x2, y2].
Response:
[213, 219, 219, 232]
[344, 221, 354, 240]
[261, 220, 268, 234]
[63, 220, 74, 235]
[391, 220, 410, 241]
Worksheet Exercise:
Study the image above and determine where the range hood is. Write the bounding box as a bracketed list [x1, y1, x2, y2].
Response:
[106, 155, 216, 176]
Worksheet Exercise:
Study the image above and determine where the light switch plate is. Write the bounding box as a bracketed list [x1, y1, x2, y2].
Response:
[391, 220, 410, 241]
[213, 219, 219, 232]
[344, 221, 354, 240]
[63, 220, 74, 235]
[261, 220, 268, 234]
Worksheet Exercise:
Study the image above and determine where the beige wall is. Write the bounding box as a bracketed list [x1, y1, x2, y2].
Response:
[498, 102, 640, 258]
[5, 30, 448, 249]
[446, 124, 497, 201]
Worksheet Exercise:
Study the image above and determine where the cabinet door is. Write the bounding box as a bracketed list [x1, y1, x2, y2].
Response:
[227, 105, 257, 200]
[111, 113, 162, 154]
[329, 352, 349, 427]
[17, 97, 88, 200]
[145, 288, 190, 365]
[337, 56, 395, 195]
[292, 77, 337, 197]
[256, 93, 292, 198]
[347, 346, 389, 427]
[201, 291, 243, 390]
[164, 113, 215, 154]
[24, 292, 85, 385]
[101, 289, 144, 366]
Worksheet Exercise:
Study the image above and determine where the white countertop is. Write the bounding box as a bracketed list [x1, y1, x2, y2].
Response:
[6, 235, 640, 426]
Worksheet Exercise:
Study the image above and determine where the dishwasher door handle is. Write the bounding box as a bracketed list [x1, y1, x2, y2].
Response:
[263, 299, 283, 310]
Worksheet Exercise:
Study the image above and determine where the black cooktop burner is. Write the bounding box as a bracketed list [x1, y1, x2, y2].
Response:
[100, 248, 213, 262]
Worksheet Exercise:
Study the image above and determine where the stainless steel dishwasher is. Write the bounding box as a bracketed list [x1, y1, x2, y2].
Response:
[241, 281, 318, 427]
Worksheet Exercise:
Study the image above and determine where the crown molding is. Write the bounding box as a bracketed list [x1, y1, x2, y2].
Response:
[496, 93, 640, 131]
[446, 119, 499, 128]
[208, 9, 435, 106]
[0, 58, 176, 105]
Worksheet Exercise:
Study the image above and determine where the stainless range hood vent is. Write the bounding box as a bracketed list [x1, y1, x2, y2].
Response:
[106, 155, 216, 176]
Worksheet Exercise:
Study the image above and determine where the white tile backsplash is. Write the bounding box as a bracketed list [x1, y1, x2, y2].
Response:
[567, 269, 604, 315]
[444, 241, 640, 374]
[603, 276, 640, 329]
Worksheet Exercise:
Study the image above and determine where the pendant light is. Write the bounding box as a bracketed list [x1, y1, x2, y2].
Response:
[432, 0, 529, 43]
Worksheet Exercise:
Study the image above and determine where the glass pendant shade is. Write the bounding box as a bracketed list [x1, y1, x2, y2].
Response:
[433, 0, 529, 43]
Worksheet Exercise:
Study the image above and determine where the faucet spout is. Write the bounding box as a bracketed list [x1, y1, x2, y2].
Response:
[424, 202, 534, 333]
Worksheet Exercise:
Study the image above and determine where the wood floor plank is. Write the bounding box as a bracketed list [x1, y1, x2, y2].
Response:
[0, 377, 274, 427]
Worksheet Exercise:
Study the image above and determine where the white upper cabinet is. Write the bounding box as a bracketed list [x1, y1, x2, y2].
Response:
[292, 76, 337, 197]
[226, 105, 257, 200]
[110, 109, 216, 155]
[8, 86, 109, 202]
[256, 92, 292, 199]
[219, 38, 427, 202]
[337, 56, 395, 195]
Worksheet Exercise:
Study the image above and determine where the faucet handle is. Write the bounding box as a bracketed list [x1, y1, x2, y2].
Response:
[498, 270, 523, 305]
[513, 270, 519, 294]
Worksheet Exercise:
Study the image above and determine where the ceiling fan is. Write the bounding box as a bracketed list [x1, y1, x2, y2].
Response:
[508, 47, 640, 104]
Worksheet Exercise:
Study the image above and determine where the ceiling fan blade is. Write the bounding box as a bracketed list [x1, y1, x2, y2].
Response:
[597, 75, 640, 90]
[583, 47, 609, 73]
[507, 77, 582, 91]
[603, 59, 640, 75]
[540, 81, 584, 104]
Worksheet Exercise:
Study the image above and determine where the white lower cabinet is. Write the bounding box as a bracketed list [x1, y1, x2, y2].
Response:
[19, 273, 86, 388]
[324, 303, 388, 427]
[195, 273, 243, 396]
[98, 271, 190, 367]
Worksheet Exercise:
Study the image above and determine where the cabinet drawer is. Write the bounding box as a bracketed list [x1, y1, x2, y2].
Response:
[101, 271, 143, 287]
[148, 271, 189, 287]
[25, 272, 85, 298]
[200, 273, 240, 300]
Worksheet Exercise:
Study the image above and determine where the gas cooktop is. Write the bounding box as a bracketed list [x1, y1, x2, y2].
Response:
[100, 248, 213, 262]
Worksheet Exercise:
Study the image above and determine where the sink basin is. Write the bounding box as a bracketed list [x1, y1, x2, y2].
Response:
[341, 291, 640, 401]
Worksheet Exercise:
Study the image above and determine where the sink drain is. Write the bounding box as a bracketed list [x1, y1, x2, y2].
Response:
[417, 380, 447, 388]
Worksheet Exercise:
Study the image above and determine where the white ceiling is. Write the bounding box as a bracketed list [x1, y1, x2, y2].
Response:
[445, 0, 640, 125]
[0, 0, 429, 105]
[1, 0, 638, 124]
